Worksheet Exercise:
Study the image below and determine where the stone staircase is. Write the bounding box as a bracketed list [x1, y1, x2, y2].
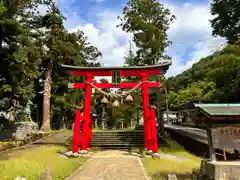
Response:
[91, 130, 166, 149]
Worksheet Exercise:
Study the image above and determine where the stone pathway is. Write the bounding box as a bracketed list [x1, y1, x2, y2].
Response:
[67, 150, 149, 180]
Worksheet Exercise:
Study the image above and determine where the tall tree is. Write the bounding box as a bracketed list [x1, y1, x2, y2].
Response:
[210, 0, 240, 44]
[0, 0, 43, 116]
[38, 1, 64, 131]
[38, 1, 101, 131]
[118, 0, 175, 66]
[124, 41, 135, 67]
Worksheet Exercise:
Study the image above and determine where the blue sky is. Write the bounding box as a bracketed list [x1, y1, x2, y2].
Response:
[53, 0, 226, 77]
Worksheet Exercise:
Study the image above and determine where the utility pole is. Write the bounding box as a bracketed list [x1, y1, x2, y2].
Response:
[165, 87, 169, 124]
[162, 78, 169, 124]
[156, 75, 165, 138]
[156, 88, 165, 138]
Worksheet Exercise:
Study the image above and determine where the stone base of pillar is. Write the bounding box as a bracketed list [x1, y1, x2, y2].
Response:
[145, 150, 153, 155]
[79, 150, 88, 155]
[152, 153, 161, 158]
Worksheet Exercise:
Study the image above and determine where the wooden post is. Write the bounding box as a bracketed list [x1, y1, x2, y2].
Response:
[80, 74, 93, 150]
[223, 148, 227, 161]
[140, 73, 150, 150]
[206, 122, 216, 162]
[88, 115, 92, 149]
[150, 107, 158, 153]
[72, 109, 81, 152]
[157, 88, 165, 138]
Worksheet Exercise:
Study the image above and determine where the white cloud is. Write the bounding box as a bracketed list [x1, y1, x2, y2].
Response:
[68, 10, 133, 67]
[70, 23, 119, 54]
[166, 37, 226, 76]
[65, 0, 226, 78]
[164, 2, 226, 77]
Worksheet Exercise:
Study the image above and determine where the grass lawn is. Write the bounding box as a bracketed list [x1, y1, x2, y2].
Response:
[142, 138, 202, 180]
[0, 145, 88, 180]
[159, 138, 202, 161]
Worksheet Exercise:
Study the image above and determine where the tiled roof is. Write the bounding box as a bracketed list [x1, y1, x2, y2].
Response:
[194, 104, 240, 116]
[61, 62, 171, 71]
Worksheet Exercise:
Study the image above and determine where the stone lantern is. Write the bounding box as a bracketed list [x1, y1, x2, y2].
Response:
[101, 96, 108, 129]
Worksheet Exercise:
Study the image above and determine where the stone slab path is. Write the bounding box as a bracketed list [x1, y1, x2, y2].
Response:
[67, 150, 149, 180]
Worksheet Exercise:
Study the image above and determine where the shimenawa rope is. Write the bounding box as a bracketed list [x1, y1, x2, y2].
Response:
[84, 81, 150, 99]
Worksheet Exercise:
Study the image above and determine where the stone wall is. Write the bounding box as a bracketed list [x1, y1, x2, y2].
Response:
[201, 160, 240, 180]
[13, 122, 38, 141]
[0, 120, 38, 141]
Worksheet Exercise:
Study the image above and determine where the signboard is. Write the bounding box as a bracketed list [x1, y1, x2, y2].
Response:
[211, 126, 240, 151]
[112, 71, 121, 85]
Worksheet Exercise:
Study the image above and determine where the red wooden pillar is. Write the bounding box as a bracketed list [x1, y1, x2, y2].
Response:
[80, 74, 93, 150]
[150, 108, 158, 153]
[72, 109, 81, 152]
[140, 73, 150, 150]
[87, 115, 92, 148]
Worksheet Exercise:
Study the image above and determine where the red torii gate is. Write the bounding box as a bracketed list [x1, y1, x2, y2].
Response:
[62, 63, 170, 154]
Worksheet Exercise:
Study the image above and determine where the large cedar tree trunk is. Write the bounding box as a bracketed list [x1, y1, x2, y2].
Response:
[41, 68, 52, 131]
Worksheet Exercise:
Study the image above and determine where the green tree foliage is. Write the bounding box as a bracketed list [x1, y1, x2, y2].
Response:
[37, 1, 101, 130]
[168, 41, 240, 109]
[114, 0, 174, 127]
[0, 0, 43, 113]
[0, 0, 101, 130]
[170, 0, 240, 110]
[0, 1, 6, 13]
[119, 0, 175, 66]
[210, 0, 240, 44]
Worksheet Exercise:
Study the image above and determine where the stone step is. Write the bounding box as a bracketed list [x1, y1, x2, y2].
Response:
[91, 139, 145, 142]
[91, 139, 165, 144]
[91, 143, 144, 146]
[91, 136, 144, 139]
[91, 145, 138, 149]
[92, 136, 163, 139]
[90, 131, 166, 149]
[92, 133, 144, 136]
[91, 143, 164, 149]
[91, 137, 144, 139]
[92, 135, 164, 139]
[91, 141, 165, 144]
[92, 134, 143, 136]
[92, 135, 144, 137]
[91, 140, 144, 143]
